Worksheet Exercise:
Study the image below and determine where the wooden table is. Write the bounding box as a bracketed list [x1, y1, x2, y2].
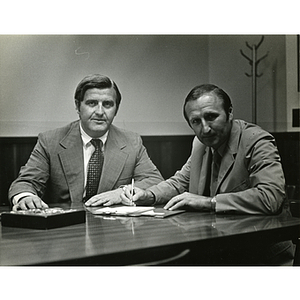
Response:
[1, 203, 299, 266]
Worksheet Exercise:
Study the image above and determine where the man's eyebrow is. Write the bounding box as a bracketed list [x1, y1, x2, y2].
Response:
[85, 99, 114, 102]
[203, 111, 218, 115]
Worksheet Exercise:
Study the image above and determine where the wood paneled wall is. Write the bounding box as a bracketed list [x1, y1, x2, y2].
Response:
[0, 133, 299, 206]
[0, 137, 37, 206]
[272, 132, 300, 198]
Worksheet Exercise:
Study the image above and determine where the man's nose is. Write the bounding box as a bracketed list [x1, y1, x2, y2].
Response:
[95, 103, 104, 114]
[202, 120, 211, 133]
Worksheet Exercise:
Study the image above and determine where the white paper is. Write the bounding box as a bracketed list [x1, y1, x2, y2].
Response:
[93, 206, 154, 215]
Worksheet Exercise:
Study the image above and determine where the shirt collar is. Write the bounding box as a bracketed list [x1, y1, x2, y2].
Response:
[211, 122, 233, 157]
[216, 141, 227, 157]
[79, 123, 108, 147]
[211, 139, 228, 158]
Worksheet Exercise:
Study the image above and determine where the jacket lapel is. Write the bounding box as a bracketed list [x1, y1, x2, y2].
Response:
[189, 138, 208, 194]
[58, 121, 85, 202]
[215, 121, 241, 195]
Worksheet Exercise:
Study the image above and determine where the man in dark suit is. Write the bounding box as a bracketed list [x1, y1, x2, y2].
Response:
[9, 74, 163, 211]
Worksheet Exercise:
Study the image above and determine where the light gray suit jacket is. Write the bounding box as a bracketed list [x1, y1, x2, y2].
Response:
[9, 121, 163, 203]
[149, 119, 286, 215]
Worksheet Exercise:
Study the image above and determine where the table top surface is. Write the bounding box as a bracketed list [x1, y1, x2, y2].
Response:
[1, 203, 300, 266]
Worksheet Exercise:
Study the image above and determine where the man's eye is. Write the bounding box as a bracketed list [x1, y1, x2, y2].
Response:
[191, 119, 201, 125]
[206, 114, 218, 121]
[87, 100, 98, 106]
[102, 101, 114, 108]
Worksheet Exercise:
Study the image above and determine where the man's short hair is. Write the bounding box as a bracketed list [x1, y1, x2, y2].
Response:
[183, 84, 233, 124]
[74, 74, 122, 112]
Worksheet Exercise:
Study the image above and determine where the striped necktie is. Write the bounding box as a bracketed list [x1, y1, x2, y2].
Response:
[85, 139, 104, 201]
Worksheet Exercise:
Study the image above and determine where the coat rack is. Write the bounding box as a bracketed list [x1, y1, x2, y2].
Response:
[240, 36, 269, 124]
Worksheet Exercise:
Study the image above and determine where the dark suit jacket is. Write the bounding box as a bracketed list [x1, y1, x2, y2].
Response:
[9, 121, 163, 203]
[149, 119, 286, 215]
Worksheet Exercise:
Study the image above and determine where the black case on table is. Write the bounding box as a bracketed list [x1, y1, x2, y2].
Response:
[1, 209, 85, 229]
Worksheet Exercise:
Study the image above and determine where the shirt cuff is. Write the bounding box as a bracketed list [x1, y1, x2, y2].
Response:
[12, 192, 35, 205]
[145, 190, 156, 205]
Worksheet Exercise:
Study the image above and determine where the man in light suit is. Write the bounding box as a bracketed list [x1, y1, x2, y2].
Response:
[121, 84, 294, 264]
[122, 83, 286, 214]
[9, 74, 163, 211]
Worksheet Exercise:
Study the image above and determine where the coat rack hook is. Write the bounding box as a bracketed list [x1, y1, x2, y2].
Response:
[240, 36, 269, 124]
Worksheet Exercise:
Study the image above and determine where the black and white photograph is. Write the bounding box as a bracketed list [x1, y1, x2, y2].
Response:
[0, 2, 299, 299]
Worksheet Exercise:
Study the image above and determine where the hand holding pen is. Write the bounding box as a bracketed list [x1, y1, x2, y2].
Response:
[121, 179, 138, 206]
[120, 183, 156, 206]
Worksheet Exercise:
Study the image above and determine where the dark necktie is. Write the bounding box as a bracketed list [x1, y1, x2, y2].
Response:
[85, 139, 104, 201]
[210, 150, 221, 196]
[203, 148, 212, 196]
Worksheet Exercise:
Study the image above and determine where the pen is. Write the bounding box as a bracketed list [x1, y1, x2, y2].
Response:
[130, 178, 134, 205]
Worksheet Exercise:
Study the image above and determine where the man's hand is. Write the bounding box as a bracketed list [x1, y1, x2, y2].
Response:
[120, 186, 155, 206]
[164, 192, 212, 211]
[84, 189, 124, 207]
[12, 195, 49, 211]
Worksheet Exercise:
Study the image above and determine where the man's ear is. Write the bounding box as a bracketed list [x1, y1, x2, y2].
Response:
[75, 100, 80, 114]
[228, 107, 233, 121]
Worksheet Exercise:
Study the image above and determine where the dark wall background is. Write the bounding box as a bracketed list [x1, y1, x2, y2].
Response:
[0, 133, 299, 206]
